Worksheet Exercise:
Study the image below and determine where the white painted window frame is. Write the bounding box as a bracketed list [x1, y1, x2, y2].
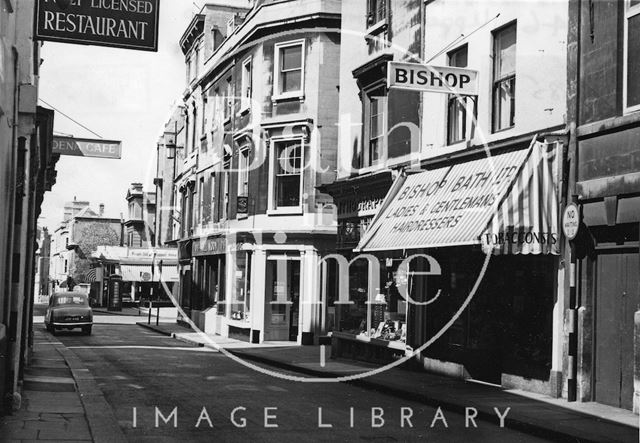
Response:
[267, 136, 305, 215]
[241, 56, 253, 112]
[273, 39, 305, 101]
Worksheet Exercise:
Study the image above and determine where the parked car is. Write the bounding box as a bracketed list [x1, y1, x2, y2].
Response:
[45, 291, 93, 335]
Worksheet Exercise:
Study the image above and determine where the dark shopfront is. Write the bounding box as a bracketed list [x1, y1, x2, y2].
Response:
[574, 126, 640, 411]
[328, 141, 562, 389]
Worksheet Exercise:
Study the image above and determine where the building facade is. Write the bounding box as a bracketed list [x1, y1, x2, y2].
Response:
[0, 0, 58, 414]
[566, 0, 640, 412]
[49, 202, 121, 296]
[323, 0, 569, 398]
[172, 0, 341, 343]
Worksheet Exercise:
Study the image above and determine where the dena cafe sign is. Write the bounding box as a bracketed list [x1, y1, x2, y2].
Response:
[35, 0, 160, 52]
[387, 61, 478, 96]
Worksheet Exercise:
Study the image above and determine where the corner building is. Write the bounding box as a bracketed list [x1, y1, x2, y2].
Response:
[174, 0, 341, 344]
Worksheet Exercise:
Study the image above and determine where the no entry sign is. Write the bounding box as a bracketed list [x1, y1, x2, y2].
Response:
[35, 0, 160, 52]
[387, 61, 478, 96]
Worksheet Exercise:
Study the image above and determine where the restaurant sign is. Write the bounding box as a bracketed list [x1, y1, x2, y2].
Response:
[35, 0, 160, 52]
[53, 136, 122, 159]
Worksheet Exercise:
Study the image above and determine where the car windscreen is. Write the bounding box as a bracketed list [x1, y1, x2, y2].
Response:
[53, 296, 89, 306]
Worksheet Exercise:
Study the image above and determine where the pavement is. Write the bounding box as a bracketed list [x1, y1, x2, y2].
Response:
[138, 321, 640, 443]
[0, 328, 125, 443]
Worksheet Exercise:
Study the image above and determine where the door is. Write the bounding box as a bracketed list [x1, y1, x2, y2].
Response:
[264, 257, 300, 341]
[595, 250, 640, 410]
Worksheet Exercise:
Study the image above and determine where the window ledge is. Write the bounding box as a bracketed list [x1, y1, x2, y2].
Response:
[272, 93, 305, 103]
[267, 207, 303, 216]
[366, 20, 388, 36]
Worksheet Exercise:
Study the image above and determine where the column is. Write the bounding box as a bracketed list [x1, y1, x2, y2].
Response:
[250, 249, 266, 343]
[300, 247, 320, 345]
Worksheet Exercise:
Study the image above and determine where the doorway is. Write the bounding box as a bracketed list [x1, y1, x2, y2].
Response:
[594, 248, 640, 410]
[264, 256, 300, 341]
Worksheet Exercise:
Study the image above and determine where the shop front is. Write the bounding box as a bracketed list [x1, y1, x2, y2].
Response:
[574, 126, 640, 411]
[191, 235, 227, 334]
[326, 139, 562, 392]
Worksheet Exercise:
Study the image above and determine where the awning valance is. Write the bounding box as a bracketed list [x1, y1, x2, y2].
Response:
[119, 264, 179, 282]
[356, 139, 561, 255]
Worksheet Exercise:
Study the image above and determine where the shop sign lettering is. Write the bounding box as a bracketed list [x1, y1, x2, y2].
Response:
[482, 230, 559, 247]
[52, 136, 122, 159]
[35, 0, 160, 52]
[193, 237, 226, 256]
[338, 195, 385, 218]
[388, 61, 478, 95]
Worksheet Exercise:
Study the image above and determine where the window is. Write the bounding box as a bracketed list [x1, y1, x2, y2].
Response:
[274, 40, 304, 98]
[241, 57, 252, 111]
[626, 1, 640, 110]
[198, 178, 204, 225]
[238, 148, 249, 198]
[367, 0, 387, 27]
[211, 87, 220, 132]
[271, 139, 303, 210]
[221, 154, 231, 220]
[209, 173, 216, 222]
[64, 259, 68, 273]
[224, 76, 233, 121]
[365, 86, 387, 167]
[447, 45, 469, 145]
[492, 23, 516, 132]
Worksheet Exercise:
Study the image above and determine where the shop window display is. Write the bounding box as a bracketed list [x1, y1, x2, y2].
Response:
[230, 251, 251, 322]
[336, 257, 406, 346]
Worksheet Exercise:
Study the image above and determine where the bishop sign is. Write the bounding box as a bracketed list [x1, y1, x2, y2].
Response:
[387, 61, 478, 96]
[35, 0, 160, 52]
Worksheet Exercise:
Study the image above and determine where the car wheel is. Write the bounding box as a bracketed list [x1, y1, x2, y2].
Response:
[82, 326, 92, 335]
[51, 327, 58, 336]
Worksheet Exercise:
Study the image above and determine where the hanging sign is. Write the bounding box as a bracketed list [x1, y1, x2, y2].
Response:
[52, 136, 122, 159]
[387, 61, 479, 95]
[35, 0, 160, 52]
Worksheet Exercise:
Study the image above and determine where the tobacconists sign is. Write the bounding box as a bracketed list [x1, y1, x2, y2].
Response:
[35, 0, 160, 52]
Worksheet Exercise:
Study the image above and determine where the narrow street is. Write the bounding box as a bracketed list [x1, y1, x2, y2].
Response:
[50, 320, 546, 442]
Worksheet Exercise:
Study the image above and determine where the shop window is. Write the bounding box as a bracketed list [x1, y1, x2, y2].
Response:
[230, 251, 251, 322]
[625, 1, 640, 110]
[241, 57, 252, 111]
[274, 40, 305, 99]
[269, 138, 303, 212]
[447, 44, 469, 145]
[492, 22, 516, 132]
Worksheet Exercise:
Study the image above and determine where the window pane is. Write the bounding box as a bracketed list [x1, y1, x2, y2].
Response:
[281, 45, 302, 70]
[495, 25, 516, 79]
[447, 97, 466, 144]
[628, 14, 640, 106]
[282, 70, 301, 93]
[448, 45, 468, 68]
[493, 77, 515, 131]
[276, 175, 301, 207]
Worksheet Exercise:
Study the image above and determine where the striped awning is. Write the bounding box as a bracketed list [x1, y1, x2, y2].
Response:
[356, 139, 560, 255]
[119, 264, 179, 282]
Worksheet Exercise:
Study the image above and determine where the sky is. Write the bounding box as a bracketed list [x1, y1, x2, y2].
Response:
[39, 1, 195, 230]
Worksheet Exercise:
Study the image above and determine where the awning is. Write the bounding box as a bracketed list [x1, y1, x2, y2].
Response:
[356, 139, 561, 255]
[119, 264, 179, 282]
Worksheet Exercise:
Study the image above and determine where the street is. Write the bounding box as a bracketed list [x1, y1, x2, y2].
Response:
[49, 319, 548, 442]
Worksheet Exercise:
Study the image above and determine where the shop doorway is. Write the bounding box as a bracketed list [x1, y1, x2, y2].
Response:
[594, 248, 640, 410]
[264, 256, 300, 341]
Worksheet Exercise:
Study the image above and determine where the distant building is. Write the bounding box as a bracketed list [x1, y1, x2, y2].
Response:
[34, 226, 52, 303]
[124, 183, 156, 248]
[49, 200, 121, 294]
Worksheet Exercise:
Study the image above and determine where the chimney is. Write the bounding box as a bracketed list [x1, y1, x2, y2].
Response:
[99, 204, 104, 216]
